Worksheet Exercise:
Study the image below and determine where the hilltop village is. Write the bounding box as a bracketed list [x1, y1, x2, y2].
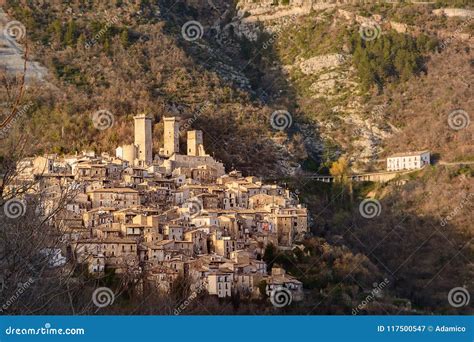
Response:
[13, 115, 308, 301]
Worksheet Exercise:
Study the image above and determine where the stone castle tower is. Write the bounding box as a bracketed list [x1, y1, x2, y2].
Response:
[134, 114, 153, 165]
[187, 130, 206, 156]
[163, 117, 180, 157]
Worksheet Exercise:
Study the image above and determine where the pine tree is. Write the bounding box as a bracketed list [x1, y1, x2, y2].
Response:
[50, 20, 62, 45]
[103, 38, 111, 54]
[120, 29, 129, 48]
[64, 20, 77, 46]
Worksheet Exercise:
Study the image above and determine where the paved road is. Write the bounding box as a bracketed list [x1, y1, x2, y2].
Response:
[438, 161, 474, 166]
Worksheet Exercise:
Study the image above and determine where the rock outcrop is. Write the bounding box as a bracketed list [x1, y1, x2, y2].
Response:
[0, 7, 50, 86]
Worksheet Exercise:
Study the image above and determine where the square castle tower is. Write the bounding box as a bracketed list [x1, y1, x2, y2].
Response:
[134, 114, 153, 165]
[117, 115, 215, 170]
[162, 116, 207, 157]
[163, 117, 180, 157]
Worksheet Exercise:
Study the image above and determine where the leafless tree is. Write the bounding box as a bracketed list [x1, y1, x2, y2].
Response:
[0, 49, 101, 314]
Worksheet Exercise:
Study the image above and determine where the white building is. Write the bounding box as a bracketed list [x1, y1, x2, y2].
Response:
[265, 267, 304, 302]
[386, 151, 430, 171]
[40, 248, 67, 267]
[207, 271, 233, 298]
